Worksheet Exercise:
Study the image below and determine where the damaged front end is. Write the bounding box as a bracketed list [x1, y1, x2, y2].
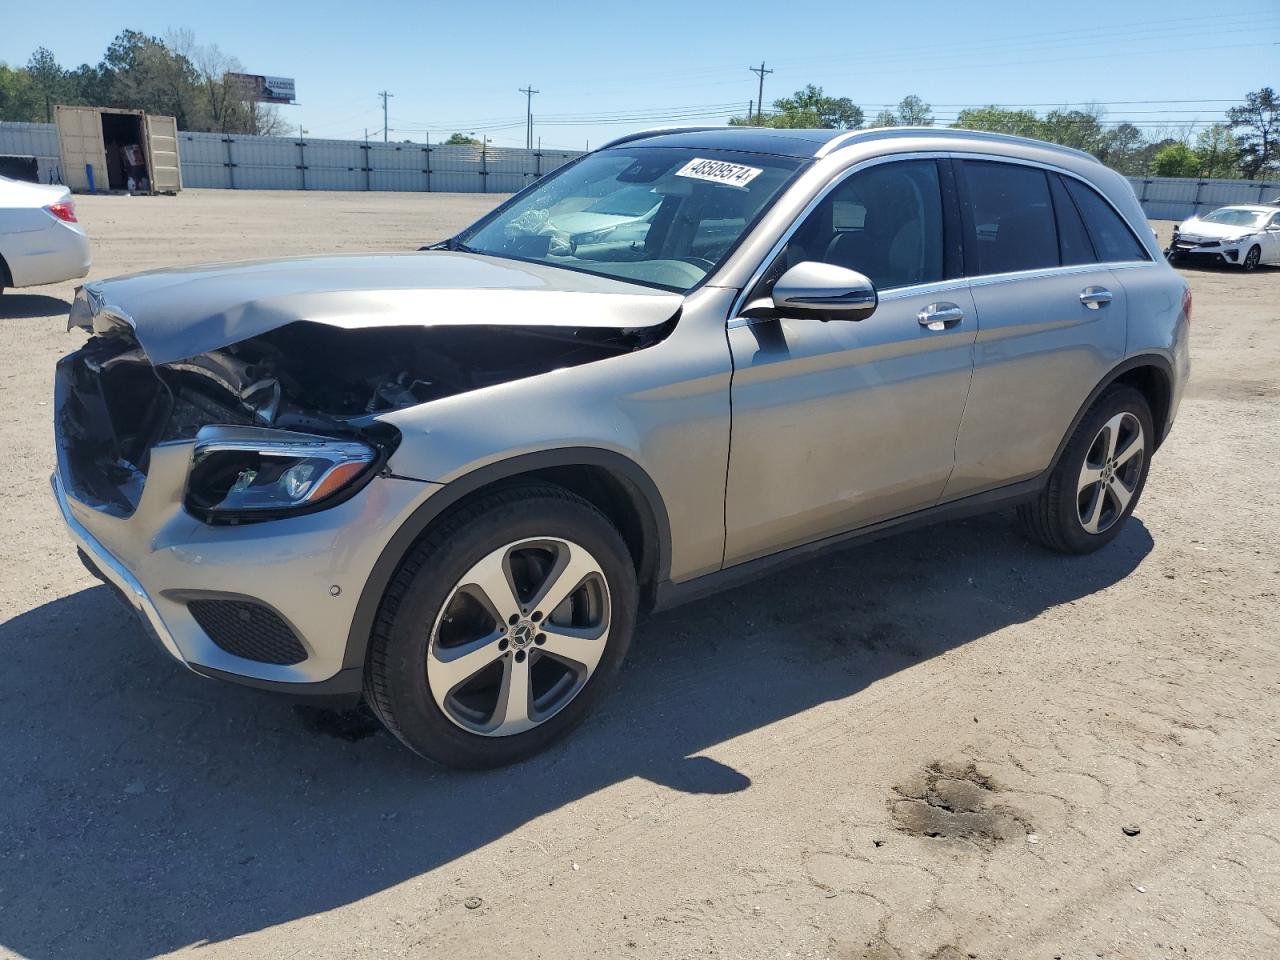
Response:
[57, 305, 673, 521]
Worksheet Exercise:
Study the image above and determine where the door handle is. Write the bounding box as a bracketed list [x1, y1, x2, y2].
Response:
[917, 302, 965, 331]
[1080, 286, 1113, 309]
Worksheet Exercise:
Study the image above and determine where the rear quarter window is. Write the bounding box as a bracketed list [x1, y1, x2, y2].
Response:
[1063, 178, 1149, 263]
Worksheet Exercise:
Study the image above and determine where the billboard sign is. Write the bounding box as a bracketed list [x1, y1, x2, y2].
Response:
[227, 73, 297, 105]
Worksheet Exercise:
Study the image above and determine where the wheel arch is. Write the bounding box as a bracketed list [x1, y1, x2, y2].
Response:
[0, 250, 12, 289]
[343, 448, 672, 673]
[1048, 354, 1175, 477]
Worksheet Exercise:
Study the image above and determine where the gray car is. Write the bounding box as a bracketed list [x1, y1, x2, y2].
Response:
[53, 126, 1190, 767]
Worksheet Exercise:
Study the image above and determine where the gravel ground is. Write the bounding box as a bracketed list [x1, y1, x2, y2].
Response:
[0, 190, 1277, 960]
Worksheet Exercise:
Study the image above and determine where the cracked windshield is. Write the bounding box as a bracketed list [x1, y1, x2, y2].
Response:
[460, 147, 804, 291]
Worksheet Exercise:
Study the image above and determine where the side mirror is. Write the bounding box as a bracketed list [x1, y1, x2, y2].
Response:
[743, 262, 878, 322]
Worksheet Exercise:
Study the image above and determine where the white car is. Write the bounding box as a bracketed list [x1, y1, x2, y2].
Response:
[1168, 204, 1280, 271]
[0, 176, 91, 294]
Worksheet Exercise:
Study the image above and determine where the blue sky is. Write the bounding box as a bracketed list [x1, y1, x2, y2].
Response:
[2, 0, 1277, 149]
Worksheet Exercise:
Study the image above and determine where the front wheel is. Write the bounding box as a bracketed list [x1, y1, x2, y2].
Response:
[1016, 385, 1154, 554]
[1242, 245, 1261, 272]
[364, 483, 637, 767]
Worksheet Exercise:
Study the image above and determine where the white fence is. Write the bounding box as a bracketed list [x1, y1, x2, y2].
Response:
[1126, 175, 1280, 221]
[0, 121, 582, 193]
[4, 121, 1277, 214]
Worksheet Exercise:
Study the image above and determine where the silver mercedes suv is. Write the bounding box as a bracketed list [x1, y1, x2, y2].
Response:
[53, 127, 1190, 767]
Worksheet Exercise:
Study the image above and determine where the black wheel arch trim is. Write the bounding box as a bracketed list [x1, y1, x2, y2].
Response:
[1046, 353, 1175, 474]
[342, 447, 672, 672]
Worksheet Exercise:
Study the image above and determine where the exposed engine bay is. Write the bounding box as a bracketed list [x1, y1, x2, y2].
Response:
[57, 318, 673, 515]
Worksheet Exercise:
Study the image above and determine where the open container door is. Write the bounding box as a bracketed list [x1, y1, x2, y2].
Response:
[144, 114, 182, 194]
[55, 105, 108, 193]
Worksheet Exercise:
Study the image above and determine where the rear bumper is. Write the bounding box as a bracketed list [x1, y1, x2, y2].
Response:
[7, 221, 91, 286]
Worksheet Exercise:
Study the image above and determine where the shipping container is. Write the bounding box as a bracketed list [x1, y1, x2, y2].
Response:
[54, 105, 182, 195]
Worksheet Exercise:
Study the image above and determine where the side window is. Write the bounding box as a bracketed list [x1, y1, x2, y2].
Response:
[1049, 174, 1096, 266]
[786, 159, 945, 290]
[962, 161, 1059, 274]
[1063, 178, 1150, 263]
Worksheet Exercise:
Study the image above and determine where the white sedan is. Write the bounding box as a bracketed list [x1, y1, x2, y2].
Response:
[1168, 204, 1280, 271]
[0, 176, 91, 294]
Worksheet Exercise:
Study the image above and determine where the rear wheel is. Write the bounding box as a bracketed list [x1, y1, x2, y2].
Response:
[363, 482, 637, 768]
[1242, 245, 1261, 272]
[1016, 385, 1153, 554]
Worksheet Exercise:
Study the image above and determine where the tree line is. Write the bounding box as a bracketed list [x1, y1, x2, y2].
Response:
[730, 85, 1279, 180]
[0, 31, 284, 136]
[3, 36, 1276, 179]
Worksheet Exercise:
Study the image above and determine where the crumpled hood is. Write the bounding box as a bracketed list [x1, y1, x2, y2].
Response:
[71, 251, 682, 364]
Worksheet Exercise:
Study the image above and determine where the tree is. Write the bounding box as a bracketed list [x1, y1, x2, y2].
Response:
[1227, 87, 1279, 178]
[445, 132, 480, 145]
[871, 109, 897, 128]
[952, 106, 1042, 138]
[731, 84, 863, 129]
[26, 47, 73, 122]
[1194, 124, 1242, 179]
[1152, 142, 1200, 178]
[895, 95, 933, 126]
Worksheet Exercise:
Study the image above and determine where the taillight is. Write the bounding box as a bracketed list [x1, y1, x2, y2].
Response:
[1182, 286, 1193, 324]
[46, 200, 77, 223]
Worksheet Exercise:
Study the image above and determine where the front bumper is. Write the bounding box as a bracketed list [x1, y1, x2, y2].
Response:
[1168, 239, 1243, 265]
[52, 454, 439, 695]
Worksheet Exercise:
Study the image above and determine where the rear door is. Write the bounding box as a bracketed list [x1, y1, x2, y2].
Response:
[944, 159, 1128, 497]
[55, 106, 107, 193]
[724, 157, 977, 565]
[144, 114, 182, 193]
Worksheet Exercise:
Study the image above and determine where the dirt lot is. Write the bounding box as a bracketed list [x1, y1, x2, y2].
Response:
[1, 191, 1277, 960]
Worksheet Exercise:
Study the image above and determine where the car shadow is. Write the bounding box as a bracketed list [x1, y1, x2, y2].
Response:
[0, 510, 1154, 958]
[0, 293, 71, 319]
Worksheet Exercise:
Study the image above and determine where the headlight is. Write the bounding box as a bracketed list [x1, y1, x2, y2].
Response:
[186, 425, 378, 522]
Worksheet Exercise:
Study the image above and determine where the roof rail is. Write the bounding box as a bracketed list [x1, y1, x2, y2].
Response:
[596, 126, 724, 151]
[815, 125, 1101, 164]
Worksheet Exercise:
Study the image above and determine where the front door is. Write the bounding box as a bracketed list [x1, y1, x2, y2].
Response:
[723, 158, 976, 565]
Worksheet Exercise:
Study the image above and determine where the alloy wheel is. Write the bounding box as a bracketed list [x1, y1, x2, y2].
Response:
[1076, 411, 1144, 535]
[1243, 246, 1260, 271]
[426, 537, 611, 736]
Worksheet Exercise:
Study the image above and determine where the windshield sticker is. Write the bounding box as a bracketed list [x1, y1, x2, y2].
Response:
[675, 157, 764, 188]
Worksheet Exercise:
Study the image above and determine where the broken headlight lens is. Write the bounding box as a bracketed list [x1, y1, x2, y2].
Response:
[186, 426, 377, 520]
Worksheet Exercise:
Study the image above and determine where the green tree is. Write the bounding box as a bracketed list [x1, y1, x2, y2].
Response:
[871, 109, 897, 128]
[25, 47, 74, 121]
[731, 84, 863, 129]
[445, 132, 480, 145]
[952, 106, 1042, 138]
[1151, 142, 1199, 178]
[1194, 124, 1242, 178]
[895, 95, 933, 126]
[0, 62, 41, 122]
[1227, 87, 1279, 178]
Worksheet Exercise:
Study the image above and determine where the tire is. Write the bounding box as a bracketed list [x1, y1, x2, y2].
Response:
[1242, 245, 1261, 272]
[363, 482, 638, 768]
[1016, 385, 1154, 555]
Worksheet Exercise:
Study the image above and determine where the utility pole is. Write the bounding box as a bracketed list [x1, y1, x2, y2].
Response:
[378, 90, 394, 142]
[749, 62, 773, 123]
[519, 85, 540, 150]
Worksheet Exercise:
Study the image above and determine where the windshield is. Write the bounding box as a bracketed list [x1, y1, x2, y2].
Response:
[1201, 208, 1265, 228]
[459, 147, 805, 292]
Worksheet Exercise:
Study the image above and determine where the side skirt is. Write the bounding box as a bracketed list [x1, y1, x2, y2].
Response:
[650, 475, 1044, 613]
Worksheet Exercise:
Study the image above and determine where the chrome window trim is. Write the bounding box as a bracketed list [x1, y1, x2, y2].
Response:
[728, 150, 1155, 324]
[727, 151, 953, 321]
[953, 151, 1154, 267]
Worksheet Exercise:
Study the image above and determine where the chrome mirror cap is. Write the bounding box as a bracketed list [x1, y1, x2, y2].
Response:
[771, 262, 878, 322]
